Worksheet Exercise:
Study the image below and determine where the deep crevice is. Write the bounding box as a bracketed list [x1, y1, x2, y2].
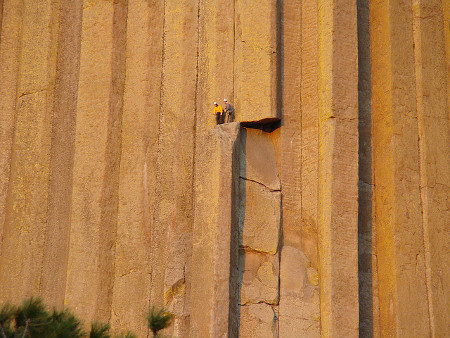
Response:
[357, 0, 373, 337]
[241, 120, 281, 132]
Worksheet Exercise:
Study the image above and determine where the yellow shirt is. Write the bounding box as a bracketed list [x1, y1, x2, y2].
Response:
[213, 105, 223, 114]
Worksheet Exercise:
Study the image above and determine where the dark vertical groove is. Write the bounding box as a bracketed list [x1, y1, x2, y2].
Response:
[228, 127, 242, 336]
[277, 1, 284, 336]
[357, 0, 373, 336]
[96, 0, 128, 322]
[38, 0, 83, 308]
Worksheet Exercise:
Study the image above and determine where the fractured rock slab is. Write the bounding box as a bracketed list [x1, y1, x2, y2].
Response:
[240, 128, 281, 191]
[240, 251, 279, 305]
[240, 303, 278, 338]
[239, 179, 281, 254]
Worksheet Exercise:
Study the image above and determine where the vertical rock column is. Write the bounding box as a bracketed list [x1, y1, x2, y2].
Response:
[234, 0, 280, 122]
[317, 0, 359, 336]
[150, 0, 199, 335]
[109, 0, 163, 336]
[39, 0, 83, 308]
[190, 0, 235, 335]
[277, 0, 320, 336]
[0, 0, 23, 257]
[238, 128, 281, 338]
[412, 1, 450, 335]
[64, 0, 126, 323]
[190, 123, 240, 337]
[370, 1, 430, 336]
[0, 0, 60, 301]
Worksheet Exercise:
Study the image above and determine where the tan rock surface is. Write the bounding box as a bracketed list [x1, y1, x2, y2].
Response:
[0, 0, 58, 302]
[371, 0, 434, 336]
[0, 1, 448, 337]
[412, 1, 450, 335]
[240, 252, 279, 305]
[109, 0, 163, 335]
[0, 0, 23, 257]
[234, 0, 279, 122]
[317, 0, 359, 336]
[240, 179, 281, 254]
[240, 303, 277, 338]
[64, 0, 119, 322]
[39, 0, 83, 309]
[190, 123, 240, 338]
[279, 246, 320, 337]
[241, 128, 281, 191]
[150, 1, 199, 336]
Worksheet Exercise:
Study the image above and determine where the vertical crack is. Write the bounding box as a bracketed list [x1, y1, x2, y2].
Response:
[357, 0, 374, 336]
[412, 4, 434, 336]
[148, 0, 166, 336]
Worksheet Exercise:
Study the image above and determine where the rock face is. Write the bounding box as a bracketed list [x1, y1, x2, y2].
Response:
[0, 0, 449, 337]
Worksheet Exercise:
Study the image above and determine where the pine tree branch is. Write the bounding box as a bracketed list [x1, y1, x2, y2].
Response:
[21, 319, 30, 338]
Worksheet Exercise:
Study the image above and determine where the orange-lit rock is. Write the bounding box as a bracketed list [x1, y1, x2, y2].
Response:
[0, 0, 448, 337]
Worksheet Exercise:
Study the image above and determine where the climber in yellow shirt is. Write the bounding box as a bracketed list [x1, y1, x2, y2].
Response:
[213, 102, 224, 125]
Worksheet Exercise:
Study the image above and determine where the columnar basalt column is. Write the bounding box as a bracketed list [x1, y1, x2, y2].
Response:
[370, 0, 431, 336]
[150, 1, 199, 335]
[190, 123, 240, 337]
[234, 0, 280, 122]
[0, 0, 23, 258]
[109, 0, 163, 336]
[64, 0, 126, 323]
[238, 128, 281, 338]
[317, 0, 359, 336]
[190, 0, 235, 335]
[39, 0, 83, 309]
[0, 0, 60, 302]
[412, 0, 450, 335]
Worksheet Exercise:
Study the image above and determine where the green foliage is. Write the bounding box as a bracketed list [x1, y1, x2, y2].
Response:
[147, 306, 174, 336]
[0, 298, 135, 338]
[45, 309, 85, 338]
[89, 323, 110, 338]
[15, 297, 49, 337]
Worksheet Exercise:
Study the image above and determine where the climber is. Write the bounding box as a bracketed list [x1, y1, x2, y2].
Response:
[223, 99, 234, 123]
[213, 102, 224, 125]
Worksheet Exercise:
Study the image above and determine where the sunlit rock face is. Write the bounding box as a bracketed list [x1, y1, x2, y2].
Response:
[0, 0, 448, 337]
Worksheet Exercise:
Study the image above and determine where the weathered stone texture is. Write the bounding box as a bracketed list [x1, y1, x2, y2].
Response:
[240, 180, 280, 254]
[39, 0, 83, 309]
[64, 0, 118, 322]
[240, 251, 279, 306]
[0, 1, 448, 337]
[371, 0, 435, 336]
[300, 0, 319, 271]
[190, 123, 240, 337]
[238, 128, 281, 337]
[109, 0, 162, 335]
[317, 0, 359, 337]
[240, 303, 278, 338]
[0, 0, 59, 302]
[412, 1, 450, 335]
[0, 0, 23, 257]
[234, 0, 279, 122]
[279, 246, 320, 337]
[150, 1, 199, 336]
